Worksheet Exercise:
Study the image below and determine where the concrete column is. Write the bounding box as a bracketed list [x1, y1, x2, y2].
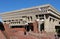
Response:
[44, 15, 50, 32]
[37, 15, 40, 32]
[33, 21, 38, 33]
[38, 21, 40, 32]
[38, 20, 40, 32]
[38, 21, 43, 32]
[50, 18, 53, 32]
[49, 17, 56, 33]
[32, 15, 36, 21]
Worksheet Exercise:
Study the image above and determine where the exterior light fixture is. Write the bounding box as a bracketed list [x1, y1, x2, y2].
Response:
[41, 19, 44, 22]
[36, 19, 40, 21]
[30, 21, 32, 22]
[25, 23, 28, 25]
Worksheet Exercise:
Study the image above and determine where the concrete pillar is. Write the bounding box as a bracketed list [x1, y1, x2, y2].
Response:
[38, 21, 40, 32]
[38, 21, 43, 32]
[32, 15, 36, 21]
[33, 21, 38, 33]
[44, 15, 50, 32]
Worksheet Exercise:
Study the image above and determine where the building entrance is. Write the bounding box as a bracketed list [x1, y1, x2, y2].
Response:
[40, 23, 44, 32]
[25, 23, 34, 32]
[0, 22, 5, 31]
[55, 26, 60, 37]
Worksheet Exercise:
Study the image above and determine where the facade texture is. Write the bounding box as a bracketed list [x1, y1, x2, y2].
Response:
[0, 4, 60, 39]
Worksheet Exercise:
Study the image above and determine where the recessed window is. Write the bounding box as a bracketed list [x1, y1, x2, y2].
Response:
[39, 15, 44, 17]
[11, 26, 24, 28]
[28, 17, 30, 21]
[45, 14, 49, 19]
[8, 20, 11, 22]
[56, 20, 57, 21]
[50, 18, 51, 21]
[53, 19, 55, 22]
[40, 18, 44, 20]
[4, 21, 6, 22]
[20, 19, 23, 21]
[12, 20, 14, 21]
[22, 16, 27, 18]
[19, 22, 20, 24]
[39, 15, 41, 17]
[36, 15, 38, 19]
[14, 22, 16, 24]
[59, 22, 60, 24]
[30, 16, 32, 21]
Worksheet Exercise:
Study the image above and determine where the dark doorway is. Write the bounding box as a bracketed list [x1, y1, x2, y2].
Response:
[55, 26, 60, 31]
[25, 23, 34, 32]
[30, 26, 33, 31]
[25, 25, 30, 32]
[40, 23, 44, 31]
[0, 22, 5, 31]
[55, 26, 60, 37]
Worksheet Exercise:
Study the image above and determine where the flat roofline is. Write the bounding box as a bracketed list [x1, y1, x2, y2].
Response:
[49, 5, 60, 16]
[0, 4, 51, 14]
[0, 4, 60, 16]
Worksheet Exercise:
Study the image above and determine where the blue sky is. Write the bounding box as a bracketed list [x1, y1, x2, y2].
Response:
[0, 0, 60, 21]
[0, 0, 60, 13]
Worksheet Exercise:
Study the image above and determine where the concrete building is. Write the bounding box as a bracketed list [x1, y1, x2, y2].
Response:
[0, 4, 60, 33]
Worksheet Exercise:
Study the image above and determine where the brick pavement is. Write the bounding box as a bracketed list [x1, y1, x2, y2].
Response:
[0, 30, 56, 39]
[10, 31, 55, 39]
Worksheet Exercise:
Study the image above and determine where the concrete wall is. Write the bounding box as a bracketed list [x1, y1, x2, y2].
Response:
[44, 15, 60, 33]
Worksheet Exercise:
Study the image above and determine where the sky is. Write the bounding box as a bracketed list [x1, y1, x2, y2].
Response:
[0, 0, 60, 21]
[0, 0, 60, 13]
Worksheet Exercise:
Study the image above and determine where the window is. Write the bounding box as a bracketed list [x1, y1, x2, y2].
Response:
[30, 16, 32, 21]
[14, 22, 16, 24]
[40, 18, 44, 20]
[11, 22, 13, 24]
[20, 19, 23, 21]
[39, 15, 41, 17]
[22, 16, 27, 18]
[53, 19, 55, 22]
[59, 22, 60, 24]
[16, 22, 18, 24]
[12, 20, 14, 21]
[39, 15, 44, 17]
[19, 22, 20, 24]
[45, 14, 49, 19]
[8, 20, 11, 22]
[11, 26, 24, 28]
[36, 15, 38, 19]
[50, 18, 51, 21]
[4, 21, 6, 22]
[28, 17, 29, 21]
